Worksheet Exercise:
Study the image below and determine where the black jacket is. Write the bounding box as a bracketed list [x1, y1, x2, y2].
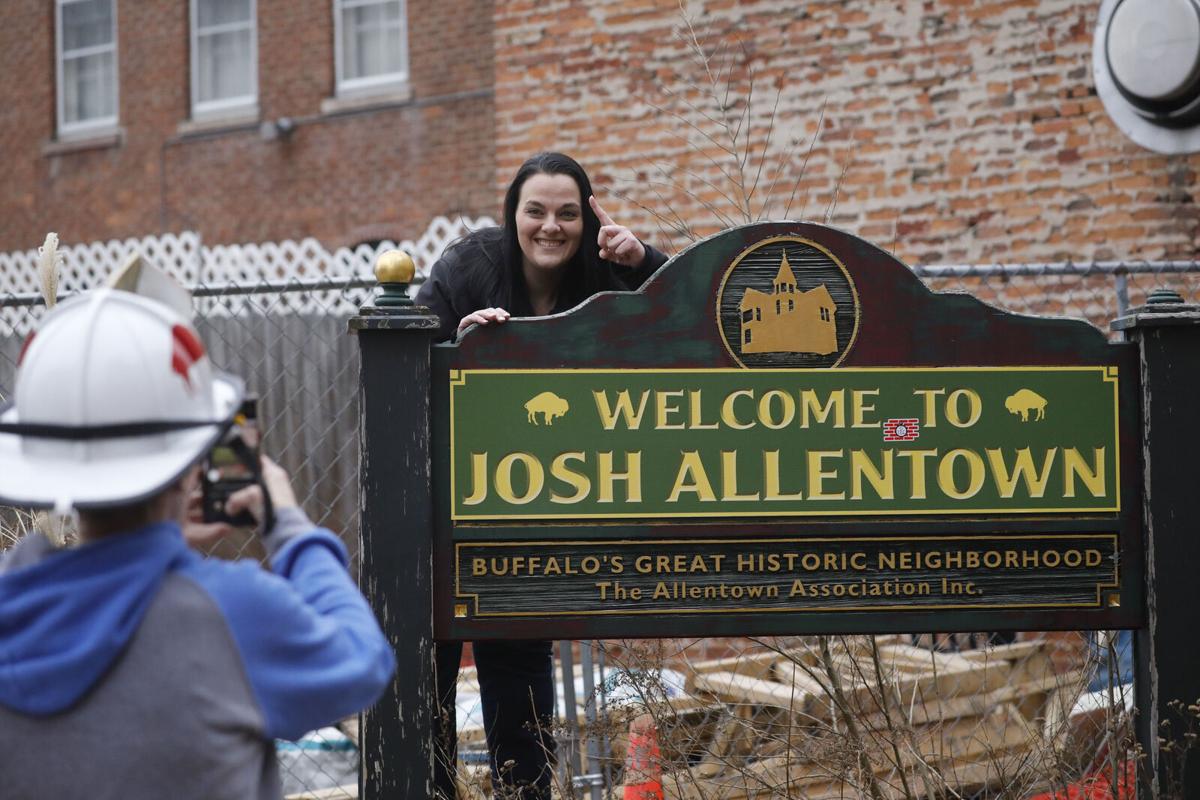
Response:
[415, 226, 669, 343]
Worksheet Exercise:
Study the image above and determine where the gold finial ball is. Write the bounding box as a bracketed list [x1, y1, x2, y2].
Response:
[375, 249, 415, 283]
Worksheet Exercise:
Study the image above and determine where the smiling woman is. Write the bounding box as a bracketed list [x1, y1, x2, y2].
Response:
[414, 151, 668, 800]
[416, 151, 669, 342]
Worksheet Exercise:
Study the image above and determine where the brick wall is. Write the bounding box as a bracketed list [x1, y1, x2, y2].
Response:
[0, 0, 495, 252]
[7, 2, 1200, 265]
[494, 0, 1200, 265]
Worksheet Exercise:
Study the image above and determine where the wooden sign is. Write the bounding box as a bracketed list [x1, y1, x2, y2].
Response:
[430, 223, 1142, 639]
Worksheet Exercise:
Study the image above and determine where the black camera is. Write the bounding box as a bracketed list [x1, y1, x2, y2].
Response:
[201, 397, 261, 527]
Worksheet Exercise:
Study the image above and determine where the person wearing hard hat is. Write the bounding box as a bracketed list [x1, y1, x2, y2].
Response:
[0, 289, 395, 800]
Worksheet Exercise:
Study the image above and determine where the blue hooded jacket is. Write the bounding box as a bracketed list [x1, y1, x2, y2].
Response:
[0, 509, 396, 800]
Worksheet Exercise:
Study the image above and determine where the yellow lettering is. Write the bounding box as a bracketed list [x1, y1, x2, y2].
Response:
[938, 448, 985, 500]
[852, 389, 881, 428]
[597, 451, 642, 503]
[667, 451, 717, 502]
[1063, 447, 1106, 498]
[463, 452, 489, 505]
[897, 449, 937, 499]
[850, 449, 894, 500]
[986, 447, 1057, 499]
[688, 390, 720, 430]
[946, 388, 982, 428]
[807, 450, 845, 500]
[800, 389, 845, 428]
[758, 390, 796, 430]
[549, 452, 590, 504]
[593, 390, 650, 430]
[720, 390, 755, 430]
[913, 388, 945, 427]
[721, 451, 760, 501]
[763, 451, 804, 500]
[655, 390, 685, 430]
[495, 453, 544, 504]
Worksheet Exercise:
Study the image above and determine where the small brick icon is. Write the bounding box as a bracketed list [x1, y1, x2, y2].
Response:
[883, 418, 920, 442]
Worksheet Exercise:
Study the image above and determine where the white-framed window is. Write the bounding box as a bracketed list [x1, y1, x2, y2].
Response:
[190, 0, 257, 120]
[333, 0, 409, 97]
[56, 0, 118, 138]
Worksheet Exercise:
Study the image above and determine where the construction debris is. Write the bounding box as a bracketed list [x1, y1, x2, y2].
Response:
[608, 638, 1088, 800]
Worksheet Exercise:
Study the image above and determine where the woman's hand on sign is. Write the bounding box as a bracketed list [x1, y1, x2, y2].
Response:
[457, 307, 511, 335]
[591, 195, 646, 267]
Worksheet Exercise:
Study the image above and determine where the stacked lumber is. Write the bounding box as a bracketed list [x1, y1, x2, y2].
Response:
[613, 638, 1086, 800]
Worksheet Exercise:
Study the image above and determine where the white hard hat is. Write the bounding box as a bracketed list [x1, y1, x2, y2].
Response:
[0, 289, 243, 510]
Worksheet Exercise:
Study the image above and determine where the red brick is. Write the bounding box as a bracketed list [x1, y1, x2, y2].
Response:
[0, 0, 495, 249]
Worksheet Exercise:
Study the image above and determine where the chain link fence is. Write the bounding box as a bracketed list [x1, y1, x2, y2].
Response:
[0, 234, 1194, 798]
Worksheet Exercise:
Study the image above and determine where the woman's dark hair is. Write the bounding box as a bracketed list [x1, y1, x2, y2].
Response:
[445, 152, 618, 314]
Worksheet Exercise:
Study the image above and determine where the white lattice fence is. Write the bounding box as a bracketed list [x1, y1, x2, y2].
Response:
[0, 232, 203, 296]
[0, 215, 496, 333]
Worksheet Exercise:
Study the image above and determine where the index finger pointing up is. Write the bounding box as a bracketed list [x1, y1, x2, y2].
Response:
[588, 195, 616, 226]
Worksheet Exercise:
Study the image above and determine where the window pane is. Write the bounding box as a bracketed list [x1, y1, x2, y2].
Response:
[197, 0, 253, 29]
[341, 1, 403, 81]
[62, 0, 114, 51]
[198, 30, 253, 103]
[63, 51, 115, 124]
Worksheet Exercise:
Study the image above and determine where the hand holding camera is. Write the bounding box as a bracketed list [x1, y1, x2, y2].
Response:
[185, 455, 297, 547]
[224, 456, 298, 522]
[201, 397, 261, 527]
[186, 397, 298, 546]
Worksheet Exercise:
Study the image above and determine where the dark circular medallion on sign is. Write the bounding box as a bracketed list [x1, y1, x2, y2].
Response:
[716, 235, 860, 368]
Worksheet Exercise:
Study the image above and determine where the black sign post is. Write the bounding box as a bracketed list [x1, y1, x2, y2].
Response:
[1114, 291, 1200, 799]
[352, 255, 440, 800]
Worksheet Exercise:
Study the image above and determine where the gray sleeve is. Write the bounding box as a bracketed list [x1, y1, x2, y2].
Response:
[260, 506, 318, 560]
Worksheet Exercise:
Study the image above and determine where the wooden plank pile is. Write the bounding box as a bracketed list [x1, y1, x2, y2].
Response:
[614, 637, 1088, 800]
[291, 638, 1091, 800]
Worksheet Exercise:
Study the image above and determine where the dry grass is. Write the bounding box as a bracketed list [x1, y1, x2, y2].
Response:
[0, 507, 34, 551]
[0, 508, 76, 551]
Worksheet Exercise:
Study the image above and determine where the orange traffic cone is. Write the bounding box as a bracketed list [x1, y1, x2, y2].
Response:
[623, 714, 663, 800]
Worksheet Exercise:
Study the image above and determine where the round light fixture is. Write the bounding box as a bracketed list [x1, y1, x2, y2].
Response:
[1095, 0, 1200, 152]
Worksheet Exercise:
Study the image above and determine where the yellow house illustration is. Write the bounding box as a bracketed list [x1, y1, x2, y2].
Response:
[738, 253, 837, 354]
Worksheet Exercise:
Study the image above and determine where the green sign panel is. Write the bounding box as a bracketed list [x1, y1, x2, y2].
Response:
[450, 366, 1119, 520]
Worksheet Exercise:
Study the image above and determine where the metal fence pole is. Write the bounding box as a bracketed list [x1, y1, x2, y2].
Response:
[579, 642, 603, 800]
[559, 640, 583, 780]
[1114, 273, 1130, 318]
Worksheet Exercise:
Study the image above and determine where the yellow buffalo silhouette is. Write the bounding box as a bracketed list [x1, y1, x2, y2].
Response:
[1005, 388, 1047, 422]
[525, 391, 569, 425]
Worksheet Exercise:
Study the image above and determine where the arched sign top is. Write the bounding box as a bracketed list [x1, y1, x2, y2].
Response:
[448, 221, 1112, 370]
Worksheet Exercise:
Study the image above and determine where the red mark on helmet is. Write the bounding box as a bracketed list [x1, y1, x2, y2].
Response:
[17, 333, 35, 366]
[171, 324, 206, 389]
